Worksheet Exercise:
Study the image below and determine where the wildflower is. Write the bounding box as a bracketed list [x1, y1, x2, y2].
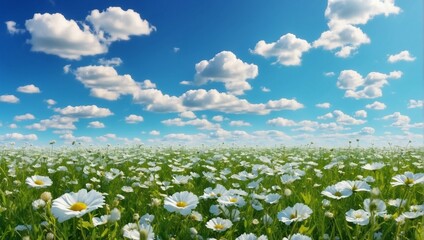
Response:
[321, 185, 352, 200]
[262, 214, 273, 225]
[122, 223, 155, 240]
[51, 189, 105, 223]
[284, 188, 292, 196]
[121, 186, 134, 193]
[40, 192, 52, 202]
[217, 195, 246, 207]
[164, 191, 199, 216]
[363, 199, 386, 217]
[345, 209, 370, 225]
[25, 175, 52, 189]
[391, 172, 424, 187]
[388, 198, 407, 207]
[277, 203, 313, 225]
[139, 213, 155, 225]
[362, 162, 385, 171]
[337, 180, 371, 192]
[236, 233, 268, 240]
[206, 217, 233, 232]
[264, 193, 281, 204]
[283, 233, 312, 240]
[190, 211, 203, 221]
[32, 199, 46, 210]
[402, 204, 424, 219]
[46, 232, 55, 240]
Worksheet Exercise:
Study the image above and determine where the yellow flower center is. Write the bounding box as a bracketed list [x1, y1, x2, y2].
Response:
[176, 201, 187, 208]
[229, 197, 237, 203]
[69, 202, 87, 211]
[140, 229, 149, 240]
[290, 212, 297, 219]
[34, 180, 44, 185]
[334, 191, 342, 197]
[354, 213, 363, 219]
[404, 178, 414, 185]
[214, 224, 224, 230]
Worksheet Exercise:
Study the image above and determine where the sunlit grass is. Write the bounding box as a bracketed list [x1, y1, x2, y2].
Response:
[0, 145, 423, 239]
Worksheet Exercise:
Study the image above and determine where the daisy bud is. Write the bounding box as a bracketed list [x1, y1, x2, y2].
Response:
[46, 233, 55, 240]
[40, 192, 52, 202]
[109, 208, 121, 222]
[325, 211, 334, 218]
[252, 219, 259, 225]
[189, 227, 198, 236]
[22, 236, 30, 240]
[371, 187, 380, 197]
[284, 188, 292, 196]
[133, 213, 140, 221]
[151, 198, 161, 207]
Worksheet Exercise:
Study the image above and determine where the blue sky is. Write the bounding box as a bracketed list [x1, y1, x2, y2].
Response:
[0, 0, 422, 147]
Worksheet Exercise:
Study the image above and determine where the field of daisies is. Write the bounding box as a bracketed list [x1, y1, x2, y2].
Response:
[0, 145, 423, 240]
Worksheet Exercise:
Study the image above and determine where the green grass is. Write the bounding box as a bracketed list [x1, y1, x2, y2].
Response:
[0, 145, 423, 239]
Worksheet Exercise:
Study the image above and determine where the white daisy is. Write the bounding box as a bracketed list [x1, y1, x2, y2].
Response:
[164, 191, 199, 216]
[345, 209, 370, 225]
[206, 217, 233, 232]
[277, 203, 313, 226]
[25, 175, 53, 189]
[391, 172, 424, 187]
[51, 189, 105, 223]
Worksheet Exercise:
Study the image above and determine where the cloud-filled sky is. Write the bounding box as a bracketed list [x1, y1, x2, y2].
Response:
[0, 0, 422, 147]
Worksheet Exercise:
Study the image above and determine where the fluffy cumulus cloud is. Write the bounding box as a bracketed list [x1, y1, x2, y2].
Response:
[55, 105, 113, 118]
[60, 133, 92, 143]
[25, 13, 107, 60]
[0, 95, 19, 103]
[86, 6, 155, 42]
[229, 120, 251, 127]
[179, 111, 197, 119]
[388, 50, 416, 63]
[23, 7, 153, 59]
[26, 115, 78, 131]
[252, 33, 311, 66]
[267, 116, 349, 132]
[45, 99, 57, 106]
[333, 110, 366, 125]
[149, 130, 160, 136]
[98, 57, 123, 66]
[337, 70, 402, 99]
[267, 117, 297, 127]
[162, 118, 220, 130]
[194, 51, 258, 95]
[314, 0, 400, 57]
[73, 65, 142, 100]
[88, 121, 105, 128]
[366, 101, 386, 110]
[382, 112, 410, 128]
[73, 65, 304, 115]
[14, 113, 35, 122]
[212, 115, 224, 122]
[0, 133, 38, 141]
[5, 21, 25, 34]
[360, 127, 375, 135]
[316, 102, 331, 108]
[407, 100, 423, 109]
[354, 110, 367, 118]
[125, 114, 144, 124]
[17, 84, 41, 94]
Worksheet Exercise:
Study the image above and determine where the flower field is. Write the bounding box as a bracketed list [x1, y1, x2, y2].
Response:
[0, 146, 423, 239]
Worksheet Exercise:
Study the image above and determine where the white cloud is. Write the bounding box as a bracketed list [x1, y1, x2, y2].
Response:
[325, 0, 400, 25]
[86, 6, 155, 42]
[149, 130, 160, 136]
[261, 86, 271, 92]
[140, 80, 157, 89]
[73, 65, 142, 100]
[0, 133, 37, 141]
[46, 99, 57, 106]
[252, 33, 311, 66]
[333, 110, 366, 125]
[55, 105, 113, 118]
[17, 84, 41, 94]
[229, 120, 251, 127]
[194, 51, 258, 95]
[314, 0, 400, 57]
[98, 57, 123, 66]
[324, 72, 335, 77]
[388, 50, 416, 63]
[365, 101, 386, 110]
[212, 115, 224, 122]
[14, 113, 35, 122]
[9, 124, 18, 129]
[88, 121, 105, 128]
[338, 70, 402, 99]
[179, 111, 196, 119]
[0, 95, 19, 103]
[266, 98, 304, 110]
[163, 133, 208, 142]
[313, 22, 370, 57]
[407, 100, 423, 109]
[267, 117, 297, 127]
[60, 133, 92, 143]
[26, 115, 78, 131]
[354, 110, 367, 118]
[360, 127, 375, 135]
[318, 113, 334, 120]
[162, 118, 220, 130]
[382, 112, 416, 130]
[25, 13, 107, 60]
[5, 21, 25, 34]
[316, 102, 331, 108]
[125, 114, 144, 124]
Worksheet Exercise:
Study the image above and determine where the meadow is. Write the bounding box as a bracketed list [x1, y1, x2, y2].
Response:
[0, 145, 423, 240]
